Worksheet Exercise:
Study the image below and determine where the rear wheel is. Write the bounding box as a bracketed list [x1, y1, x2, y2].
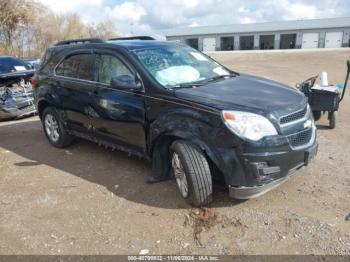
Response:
[42, 107, 73, 148]
[170, 141, 212, 207]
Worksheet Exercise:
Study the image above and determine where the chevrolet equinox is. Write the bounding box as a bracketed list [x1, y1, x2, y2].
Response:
[33, 37, 318, 206]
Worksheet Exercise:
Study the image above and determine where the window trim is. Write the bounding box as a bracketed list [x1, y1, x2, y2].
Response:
[53, 48, 145, 92]
[94, 50, 135, 80]
[54, 49, 96, 82]
[93, 49, 144, 91]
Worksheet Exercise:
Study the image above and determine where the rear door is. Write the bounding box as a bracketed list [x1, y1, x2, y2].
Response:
[90, 50, 147, 153]
[54, 51, 96, 134]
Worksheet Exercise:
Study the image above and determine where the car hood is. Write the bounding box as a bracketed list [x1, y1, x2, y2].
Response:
[174, 74, 306, 117]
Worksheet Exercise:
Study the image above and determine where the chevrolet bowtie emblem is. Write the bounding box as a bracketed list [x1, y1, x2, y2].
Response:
[304, 120, 312, 129]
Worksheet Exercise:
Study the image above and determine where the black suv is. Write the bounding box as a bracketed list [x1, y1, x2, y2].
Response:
[33, 37, 318, 206]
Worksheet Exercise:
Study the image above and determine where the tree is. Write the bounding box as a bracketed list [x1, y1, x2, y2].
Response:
[87, 20, 117, 39]
[0, 0, 33, 53]
[0, 0, 119, 58]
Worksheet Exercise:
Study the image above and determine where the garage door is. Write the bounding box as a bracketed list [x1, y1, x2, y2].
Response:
[302, 33, 319, 49]
[325, 32, 343, 48]
[203, 38, 216, 51]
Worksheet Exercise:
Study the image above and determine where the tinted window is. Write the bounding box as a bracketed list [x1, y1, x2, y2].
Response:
[56, 54, 95, 81]
[0, 57, 31, 74]
[96, 54, 133, 84]
[40, 49, 59, 74]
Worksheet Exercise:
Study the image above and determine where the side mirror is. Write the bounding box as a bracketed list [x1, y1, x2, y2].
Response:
[110, 75, 141, 90]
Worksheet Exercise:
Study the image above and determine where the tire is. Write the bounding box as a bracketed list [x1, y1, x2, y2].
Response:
[170, 140, 212, 207]
[312, 110, 321, 121]
[329, 111, 336, 129]
[42, 107, 74, 148]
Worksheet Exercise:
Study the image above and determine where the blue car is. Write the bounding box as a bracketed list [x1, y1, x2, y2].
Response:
[0, 56, 36, 120]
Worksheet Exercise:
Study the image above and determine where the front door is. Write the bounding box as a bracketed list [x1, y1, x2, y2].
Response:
[90, 51, 147, 153]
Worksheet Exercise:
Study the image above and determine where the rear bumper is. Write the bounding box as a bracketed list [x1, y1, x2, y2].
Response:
[229, 163, 303, 199]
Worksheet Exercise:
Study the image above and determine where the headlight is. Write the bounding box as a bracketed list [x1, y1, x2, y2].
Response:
[222, 110, 278, 141]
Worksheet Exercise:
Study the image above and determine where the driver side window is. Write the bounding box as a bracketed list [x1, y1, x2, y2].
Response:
[96, 54, 133, 84]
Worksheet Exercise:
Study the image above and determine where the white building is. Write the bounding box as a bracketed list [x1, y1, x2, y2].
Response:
[165, 17, 350, 51]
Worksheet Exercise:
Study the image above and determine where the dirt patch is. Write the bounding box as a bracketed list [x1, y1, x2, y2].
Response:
[184, 208, 218, 245]
[184, 208, 251, 247]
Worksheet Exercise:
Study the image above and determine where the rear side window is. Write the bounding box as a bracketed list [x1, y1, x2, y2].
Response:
[56, 54, 95, 81]
[95, 54, 133, 84]
[40, 49, 59, 74]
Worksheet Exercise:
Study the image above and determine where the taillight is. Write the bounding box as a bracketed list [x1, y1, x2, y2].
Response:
[31, 75, 36, 88]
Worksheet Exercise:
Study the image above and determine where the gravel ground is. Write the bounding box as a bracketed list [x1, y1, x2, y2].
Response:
[0, 49, 349, 255]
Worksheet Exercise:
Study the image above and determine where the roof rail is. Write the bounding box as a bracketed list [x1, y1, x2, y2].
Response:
[54, 38, 105, 46]
[108, 36, 155, 41]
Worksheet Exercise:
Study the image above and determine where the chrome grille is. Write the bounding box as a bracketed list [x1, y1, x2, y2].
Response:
[280, 107, 307, 125]
[288, 128, 313, 148]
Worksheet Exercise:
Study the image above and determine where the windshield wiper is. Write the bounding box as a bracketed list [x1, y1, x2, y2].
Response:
[167, 73, 237, 89]
[207, 73, 236, 83]
[173, 82, 203, 88]
[168, 80, 207, 89]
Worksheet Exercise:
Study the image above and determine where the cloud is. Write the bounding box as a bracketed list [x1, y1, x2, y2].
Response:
[38, 0, 350, 37]
[105, 2, 146, 23]
[285, 3, 317, 20]
[184, 0, 200, 8]
[41, 0, 103, 13]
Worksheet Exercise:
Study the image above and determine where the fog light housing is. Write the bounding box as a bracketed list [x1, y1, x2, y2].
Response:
[250, 162, 281, 179]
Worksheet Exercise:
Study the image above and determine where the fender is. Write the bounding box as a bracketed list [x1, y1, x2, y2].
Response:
[35, 75, 65, 117]
[148, 107, 218, 145]
[148, 108, 228, 182]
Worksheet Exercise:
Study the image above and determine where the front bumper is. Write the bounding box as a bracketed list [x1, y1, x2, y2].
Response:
[228, 130, 318, 199]
[229, 163, 303, 199]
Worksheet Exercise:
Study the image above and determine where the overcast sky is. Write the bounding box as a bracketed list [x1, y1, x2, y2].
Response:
[39, 0, 350, 37]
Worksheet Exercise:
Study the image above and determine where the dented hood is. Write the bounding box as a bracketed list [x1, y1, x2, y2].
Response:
[174, 74, 307, 117]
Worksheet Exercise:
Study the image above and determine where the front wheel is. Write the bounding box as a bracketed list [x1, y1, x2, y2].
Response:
[170, 141, 212, 207]
[42, 107, 74, 148]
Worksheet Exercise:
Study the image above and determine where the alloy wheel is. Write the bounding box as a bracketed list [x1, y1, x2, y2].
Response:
[44, 113, 60, 143]
[172, 152, 188, 198]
